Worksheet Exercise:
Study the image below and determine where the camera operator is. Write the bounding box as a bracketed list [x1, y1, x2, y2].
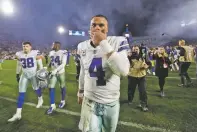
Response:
[127, 45, 151, 112]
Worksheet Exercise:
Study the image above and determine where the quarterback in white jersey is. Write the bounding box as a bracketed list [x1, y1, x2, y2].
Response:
[46, 42, 67, 115]
[8, 42, 44, 122]
[77, 15, 130, 132]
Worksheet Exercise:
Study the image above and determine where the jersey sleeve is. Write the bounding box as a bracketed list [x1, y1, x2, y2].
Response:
[37, 50, 41, 56]
[117, 38, 130, 52]
[49, 51, 52, 57]
[77, 43, 85, 96]
[34, 50, 43, 60]
[15, 52, 21, 60]
[62, 50, 67, 55]
[15, 52, 22, 74]
[61, 50, 68, 65]
[106, 37, 130, 76]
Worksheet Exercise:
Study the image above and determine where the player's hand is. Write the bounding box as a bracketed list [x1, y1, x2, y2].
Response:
[16, 74, 20, 83]
[143, 63, 149, 69]
[91, 31, 107, 46]
[78, 96, 83, 105]
[140, 63, 149, 70]
[51, 69, 57, 75]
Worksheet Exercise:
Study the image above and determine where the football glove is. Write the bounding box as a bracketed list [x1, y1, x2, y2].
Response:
[16, 74, 20, 83]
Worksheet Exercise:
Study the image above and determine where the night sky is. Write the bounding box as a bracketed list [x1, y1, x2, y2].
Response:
[0, 0, 196, 48]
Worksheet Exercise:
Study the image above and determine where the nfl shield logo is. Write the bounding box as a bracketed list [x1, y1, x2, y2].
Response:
[82, 50, 86, 56]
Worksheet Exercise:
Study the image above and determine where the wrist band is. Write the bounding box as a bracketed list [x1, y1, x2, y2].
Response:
[77, 92, 84, 98]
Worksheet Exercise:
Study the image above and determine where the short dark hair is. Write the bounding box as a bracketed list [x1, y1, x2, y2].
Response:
[53, 41, 61, 45]
[91, 14, 108, 22]
[22, 41, 31, 46]
[133, 45, 139, 48]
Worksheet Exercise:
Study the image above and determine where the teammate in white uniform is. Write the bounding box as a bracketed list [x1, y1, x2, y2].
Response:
[0, 58, 3, 70]
[77, 15, 130, 132]
[46, 42, 67, 114]
[8, 42, 44, 122]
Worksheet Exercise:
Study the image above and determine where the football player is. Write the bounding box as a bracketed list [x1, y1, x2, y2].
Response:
[0, 57, 3, 70]
[46, 41, 67, 114]
[77, 15, 130, 132]
[8, 42, 44, 122]
[66, 49, 70, 66]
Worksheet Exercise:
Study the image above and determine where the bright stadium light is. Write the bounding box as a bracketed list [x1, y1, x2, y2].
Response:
[181, 19, 197, 27]
[181, 21, 186, 27]
[57, 26, 65, 34]
[0, 0, 14, 15]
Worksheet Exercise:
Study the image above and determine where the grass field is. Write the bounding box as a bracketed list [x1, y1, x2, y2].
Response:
[0, 58, 197, 132]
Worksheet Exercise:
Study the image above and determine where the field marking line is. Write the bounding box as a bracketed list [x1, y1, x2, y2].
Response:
[0, 96, 180, 132]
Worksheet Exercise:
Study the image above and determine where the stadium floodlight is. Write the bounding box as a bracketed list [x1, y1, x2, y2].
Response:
[180, 19, 197, 27]
[180, 21, 186, 27]
[57, 26, 65, 34]
[0, 0, 14, 15]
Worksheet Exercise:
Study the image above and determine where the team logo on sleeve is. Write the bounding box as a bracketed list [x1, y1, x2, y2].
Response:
[37, 51, 41, 55]
[118, 40, 130, 52]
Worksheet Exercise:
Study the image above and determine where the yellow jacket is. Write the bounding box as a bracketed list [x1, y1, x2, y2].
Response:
[179, 46, 194, 62]
[128, 58, 147, 78]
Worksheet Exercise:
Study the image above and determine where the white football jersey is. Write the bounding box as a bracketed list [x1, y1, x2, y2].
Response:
[49, 50, 67, 74]
[16, 50, 40, 78]
[78, 36, 130, 104]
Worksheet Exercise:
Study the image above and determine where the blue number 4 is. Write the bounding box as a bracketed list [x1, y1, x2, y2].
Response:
[89, 58, 106, 86]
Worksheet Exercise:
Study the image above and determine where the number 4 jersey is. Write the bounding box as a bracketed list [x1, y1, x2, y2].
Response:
[78, 36, 130, 104]
[16, 50, 41, 78]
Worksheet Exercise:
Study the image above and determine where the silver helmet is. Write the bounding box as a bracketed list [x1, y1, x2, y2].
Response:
[36, 68, 49, 88]
[36, 68, 49, 81]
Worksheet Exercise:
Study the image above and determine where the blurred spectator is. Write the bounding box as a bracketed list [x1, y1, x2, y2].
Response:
[153, 47, 171, 97]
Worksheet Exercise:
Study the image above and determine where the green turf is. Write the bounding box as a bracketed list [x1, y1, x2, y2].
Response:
[0, 59, 197, 132]
[0, 99, 151, 132]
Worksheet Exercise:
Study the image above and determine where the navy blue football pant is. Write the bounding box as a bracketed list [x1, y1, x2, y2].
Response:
[128, 76, 147, 107]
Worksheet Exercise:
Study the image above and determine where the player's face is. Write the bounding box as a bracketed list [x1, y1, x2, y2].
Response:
[23, 44, 32, 53]
[90, 17, 108, 35]
[52, 43, 60, 51]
